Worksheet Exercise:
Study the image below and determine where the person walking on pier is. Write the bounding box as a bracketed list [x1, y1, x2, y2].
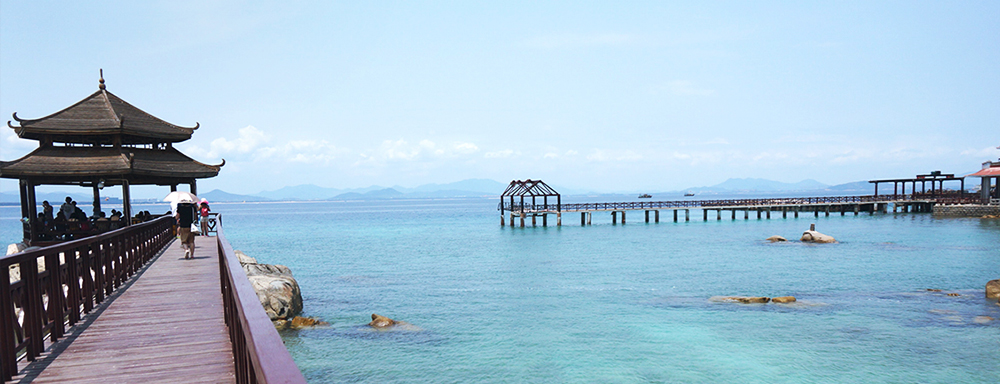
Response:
[199, 198, 211, 236]
[176, 202, 197, 259]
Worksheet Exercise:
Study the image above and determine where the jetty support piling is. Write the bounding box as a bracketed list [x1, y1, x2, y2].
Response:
[655, 210, 660, 223]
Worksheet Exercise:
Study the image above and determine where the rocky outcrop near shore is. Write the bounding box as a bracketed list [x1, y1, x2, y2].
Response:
[237, 250, 303, 322]
[986, 280, 1000, 300]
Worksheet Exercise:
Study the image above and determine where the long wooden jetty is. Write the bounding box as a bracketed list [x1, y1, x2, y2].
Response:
[499, 179, 980, 227]
[1, 216, 306, 383]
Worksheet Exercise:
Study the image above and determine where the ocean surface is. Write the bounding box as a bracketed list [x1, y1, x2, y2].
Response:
[2, 198, 999, 383]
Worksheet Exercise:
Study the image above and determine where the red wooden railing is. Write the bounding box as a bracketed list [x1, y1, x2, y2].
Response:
[216, 214, 307, 384]
[0, 216, 175, 382]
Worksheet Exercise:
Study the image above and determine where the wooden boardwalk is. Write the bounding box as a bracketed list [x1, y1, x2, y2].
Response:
[15, 236, 235, 383]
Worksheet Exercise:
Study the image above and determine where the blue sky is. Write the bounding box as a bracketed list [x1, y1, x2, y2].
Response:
[2, 1, 998, 197]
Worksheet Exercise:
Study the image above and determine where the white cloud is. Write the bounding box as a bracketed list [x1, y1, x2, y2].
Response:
[208, 125, 268, 157]
[543, 153, 559, 159]
[586, 149, 642, 162]
[455, 142, 479, 154]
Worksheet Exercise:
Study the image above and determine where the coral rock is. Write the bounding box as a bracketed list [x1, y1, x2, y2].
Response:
[986, 279, 1000, 299]
[766, 236, 787, 242]
[369, 313, 397, 328]
[771, 296, 797, 303]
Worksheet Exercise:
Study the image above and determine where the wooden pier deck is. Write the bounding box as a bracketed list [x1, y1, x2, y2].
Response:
[13, 236, 235, 384]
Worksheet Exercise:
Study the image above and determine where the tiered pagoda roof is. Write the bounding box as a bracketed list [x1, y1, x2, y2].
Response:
[8, 77, 198, 145]
[1, 73, 222, 185]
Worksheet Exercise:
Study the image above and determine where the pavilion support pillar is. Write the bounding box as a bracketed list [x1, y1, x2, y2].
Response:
[93, 183, 102, 217]
[190, 181, 197, 196]
[122, 180, 132, 225]
[170, 184, 177, 192]
[983, 177, 991, 203]
[655, 210, 659, 223]
[24, 180, 37, 243]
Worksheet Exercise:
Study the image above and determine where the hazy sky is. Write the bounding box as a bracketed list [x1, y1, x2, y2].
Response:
[2, 1, 998, 196]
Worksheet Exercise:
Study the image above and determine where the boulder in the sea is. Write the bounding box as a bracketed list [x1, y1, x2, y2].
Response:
[239, 250, 303, 320]
[289, 316, 329, 329]
[986, 279, 1000, 299]
[766, 236, 787, 242]
[800, 230, 835, 243]
[273, 319, 290, 330]
[369, 313, 397, 328]
[926, 289, 943, 292]
[710, 296, 770, 304]
[235, 250, 258, 265]
[946, 293, 960, 297]
[6, 242, 27, 256]
[771, 296, 797, 303]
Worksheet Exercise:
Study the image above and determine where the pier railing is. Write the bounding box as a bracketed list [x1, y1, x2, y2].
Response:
[0, 216, 175, 382]
[502, 193, 980, 213]
[216, 214, 307, 384]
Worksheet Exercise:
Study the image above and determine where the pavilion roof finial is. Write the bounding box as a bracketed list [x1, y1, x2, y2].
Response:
[99, 69, 106, 90]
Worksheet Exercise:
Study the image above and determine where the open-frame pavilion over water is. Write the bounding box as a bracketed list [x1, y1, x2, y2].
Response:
[0, 72, 223, 245]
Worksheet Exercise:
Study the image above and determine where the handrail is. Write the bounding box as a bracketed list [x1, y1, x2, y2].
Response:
[216, 214, 307, 384]
[0, 216, 175, 382]
[502, 193, 981, 213]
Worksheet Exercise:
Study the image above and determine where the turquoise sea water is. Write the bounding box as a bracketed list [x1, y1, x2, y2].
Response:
[2, 199, 999, 383]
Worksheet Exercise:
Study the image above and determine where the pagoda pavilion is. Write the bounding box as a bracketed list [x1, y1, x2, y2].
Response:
[1, 72, 223, 244]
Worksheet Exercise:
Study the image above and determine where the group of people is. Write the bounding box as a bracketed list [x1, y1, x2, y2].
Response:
[175, 198, 211, 259]
[32, 196, 209, 243]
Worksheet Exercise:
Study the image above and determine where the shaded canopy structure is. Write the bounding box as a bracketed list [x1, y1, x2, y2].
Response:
[500, 179, 561, 214]
[1, 72, 223, 244]
[967, 158, 1000, 203]
[868, 171, 965, 199]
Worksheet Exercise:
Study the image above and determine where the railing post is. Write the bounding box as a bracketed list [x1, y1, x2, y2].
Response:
[0, 265, 14, 382]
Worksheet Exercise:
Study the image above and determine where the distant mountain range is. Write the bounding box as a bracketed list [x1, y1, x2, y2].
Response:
[6, 176, 966, 204]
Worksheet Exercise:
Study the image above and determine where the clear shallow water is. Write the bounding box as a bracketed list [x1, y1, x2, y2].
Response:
[3, 200, 999, 383]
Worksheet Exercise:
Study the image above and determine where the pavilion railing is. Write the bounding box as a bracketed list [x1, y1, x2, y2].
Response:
[216, 214, 307, 384]
[502, 193, 980, 213]
[0, 216, 175, 382]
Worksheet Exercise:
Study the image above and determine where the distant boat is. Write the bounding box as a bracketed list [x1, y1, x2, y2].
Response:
[638, 194, 652, 199]
[684, 192, 695, 197]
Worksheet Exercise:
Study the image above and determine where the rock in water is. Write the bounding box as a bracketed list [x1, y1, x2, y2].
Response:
[6, 242, 27, 256]
[238, 250, 303, 321]
[772, 296, 797, 303]
[710, 296, 771, 304]
[369, 313, 397, 328]
[800, 230, 836, 243]
[986, 279, 1000, 299]
[235, 250, 257, 264]
[766, 236, 787, 242]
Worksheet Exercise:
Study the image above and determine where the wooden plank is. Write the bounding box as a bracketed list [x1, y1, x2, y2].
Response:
[28, 237, 235, 383]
